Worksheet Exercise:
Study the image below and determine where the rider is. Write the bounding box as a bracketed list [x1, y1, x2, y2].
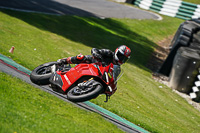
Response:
[57, 45, 131, 80]
[58, 45, 131, 66]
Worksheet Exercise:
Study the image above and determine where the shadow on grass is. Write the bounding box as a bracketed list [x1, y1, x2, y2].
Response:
[1, 6, 159, 72]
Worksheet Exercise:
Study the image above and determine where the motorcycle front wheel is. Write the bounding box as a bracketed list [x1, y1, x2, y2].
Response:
[30, 62, 57, 85]
[67, 80, 103, 102]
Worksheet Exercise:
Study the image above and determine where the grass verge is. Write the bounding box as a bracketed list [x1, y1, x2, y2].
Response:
[0, 9, 200, 133]
[0, 72, 122, 133]
[183, 0, 200, 4]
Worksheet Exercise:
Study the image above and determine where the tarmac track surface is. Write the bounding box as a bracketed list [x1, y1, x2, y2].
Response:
[0, 0, 161, 19]
[0, 56, 148, 133]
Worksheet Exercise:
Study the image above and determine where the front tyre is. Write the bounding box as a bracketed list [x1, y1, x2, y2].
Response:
[67, 80, 103, 102]
[30, 62, 57, 85]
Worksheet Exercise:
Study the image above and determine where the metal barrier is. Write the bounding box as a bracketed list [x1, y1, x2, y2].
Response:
[133, 0, 200, 20]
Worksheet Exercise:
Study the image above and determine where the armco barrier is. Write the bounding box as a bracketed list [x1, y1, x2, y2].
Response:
[133, 0, 200, 20]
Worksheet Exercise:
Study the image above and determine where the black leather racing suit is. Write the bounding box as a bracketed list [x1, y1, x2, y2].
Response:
[64, 48, 114, 65]
[62, 48, 121, 81]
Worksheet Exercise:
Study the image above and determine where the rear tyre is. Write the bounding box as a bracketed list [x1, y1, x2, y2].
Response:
[67, 80, 103, 102]
[30, 62, 57, 85]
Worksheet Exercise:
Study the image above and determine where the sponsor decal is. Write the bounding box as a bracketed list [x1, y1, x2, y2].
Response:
[64, 75, 71, 85]
[108, 73, 112, 78]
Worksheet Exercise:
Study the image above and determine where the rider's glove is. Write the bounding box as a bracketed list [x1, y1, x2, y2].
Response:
[57, 58, 67, 65]
[57, 59, 62, 64]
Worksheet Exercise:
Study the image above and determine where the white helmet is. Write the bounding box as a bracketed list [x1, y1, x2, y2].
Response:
[114, 45, 131, 65]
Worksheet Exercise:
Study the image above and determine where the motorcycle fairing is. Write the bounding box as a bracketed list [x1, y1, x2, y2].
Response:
[49, 72, 63, 89]
[57, 64, 108, 92]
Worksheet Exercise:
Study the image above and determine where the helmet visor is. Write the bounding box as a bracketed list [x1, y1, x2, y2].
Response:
[117, 51, 129, 63]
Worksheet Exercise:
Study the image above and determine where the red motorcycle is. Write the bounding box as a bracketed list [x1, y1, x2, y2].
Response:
[30, 62, 120, 102]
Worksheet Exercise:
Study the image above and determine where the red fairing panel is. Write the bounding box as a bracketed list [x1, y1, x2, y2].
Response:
[57, 64, 100, 92]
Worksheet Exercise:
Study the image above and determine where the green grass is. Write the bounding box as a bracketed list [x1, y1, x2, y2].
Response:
[0, 9, 200, 133]
[0, 72, 123, 133]
[0, 10, 183, 70]
[183, 0, 200, 4]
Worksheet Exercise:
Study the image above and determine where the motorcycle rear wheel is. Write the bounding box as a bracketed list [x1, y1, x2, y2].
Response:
[30, 62, 57, 85]
[67, 81, 103, 102]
